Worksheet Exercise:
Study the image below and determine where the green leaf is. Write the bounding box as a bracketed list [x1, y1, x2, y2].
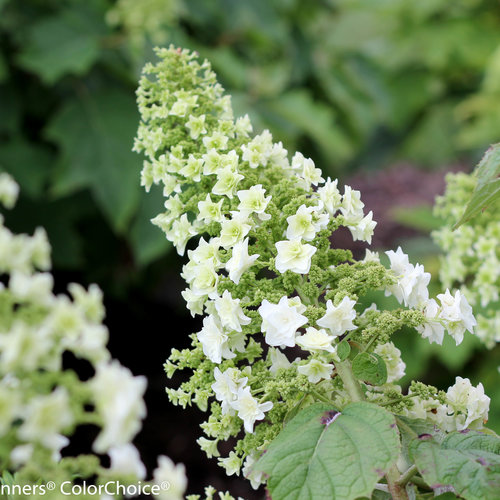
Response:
[352, 352, 387, 386]
[264, 89, 353, 164]
[337, 341, 351, 362]
[16, 7, 104, 84]
[45, 87, 141, 233]
[410, 431, 500, 500]
[454, 143, 500, 229]
[0, 138, 53, 198]
[254, 402, 400, 500]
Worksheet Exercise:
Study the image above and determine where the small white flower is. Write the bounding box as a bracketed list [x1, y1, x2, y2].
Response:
[237, 184, 271, 220]
[437, 289, 476, 345]
[197, 315, 233, 364]
[0, 173, 19, 209]
[185, 114, 207, 139]
[340, 186, 364, 223]
[275, 239, 317, 274]
[230, 386, 273, 433]
[18, 388, 73, 453]
[108, 444, 146, 479]
[212, 168, 244, 198]
[218, 451, 242, 476]
[374, 342, 406, 383]
[268, 348, 291, 374]
[258, 296, 308, 347]
[317, 177, 342, 215]
[225, 238, 259, 284]
[198, 194, 225, 223]
[317, 296, 357, 336]
[296, 327, 335, 353]
[242, 454, 266, 489]
[164, 214, 196, 256]
[298, 359, 334, 383]
[213, 290, 251, 332]
[446, 377, 490, 430]
[416, 299, 445, 345]
[202, 131, 229, 151]
[91, 361, 147, 453]
[220, 212, 251, 248]
[211, 367, 248, 415]
[286, 205, 317, 241]
[153, 455, 187, 500]
[348, 210, 376, 244]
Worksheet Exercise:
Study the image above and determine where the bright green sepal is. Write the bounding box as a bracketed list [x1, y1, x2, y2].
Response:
[254, 402, 400, 500]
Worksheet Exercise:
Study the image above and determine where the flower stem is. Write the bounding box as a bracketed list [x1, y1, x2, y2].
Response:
[335, 359, 365, 402]
[386, 465, 410, 500]
[396, 465, 418, 487]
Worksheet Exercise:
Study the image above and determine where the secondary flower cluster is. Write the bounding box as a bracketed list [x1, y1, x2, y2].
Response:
[433, 172, 500, 348]
[135, 47, 488, 487]
[0, 173, 184, 500]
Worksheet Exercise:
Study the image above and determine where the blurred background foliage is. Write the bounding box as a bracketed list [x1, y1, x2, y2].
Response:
[1, 0, 500, 494]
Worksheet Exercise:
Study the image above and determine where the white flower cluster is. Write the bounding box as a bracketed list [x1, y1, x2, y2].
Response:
[433, 172, 500, 348]
[381, 247, 476, 345]
[406, 377, 490, 432]
[135, 48, 487, 484]
[0, 174, 186, 497]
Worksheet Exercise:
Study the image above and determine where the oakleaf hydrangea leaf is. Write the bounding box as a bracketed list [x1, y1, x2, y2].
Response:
[410, 430, 500, 500]
[254, 402, 400, 500]
[454, 143, 500, 229]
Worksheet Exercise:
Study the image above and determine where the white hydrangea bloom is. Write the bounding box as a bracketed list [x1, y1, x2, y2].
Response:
[18, 388, 73, 454]
[316, 177, 342, 216]
[225, 237, 259, 284]
[230, 386, 273, 433]
[237, 184, 271, 220]
[446, 377, 490, 430]
[197, 315, 233, 364]
[164, 213, 196, 256]
[317, 296, 357, 336]
[220, 211, 252, 248]
[275, 239, 317, 274]
[202, 130, 229, 151]
[340, 186, 364, 224]
[385, 247, 430, 308]
[0, 172, 19, 209]
[286, 205, 317, 241]
[268, 348, 292, 374]
[198, 194, 225, 223]
[258, 296, 308, 347]
[218, 451, 242, 476]
[298, 359, 334, 383]
[242, 454, 266, 489]
[374, 342, 406, 383]
[240, 130, 273, 168]
[291, 152, 324, 188]
[296, 327, 336, 353]
[108, 444, 146, 479]
[212, 168, 244, 198]
[416, 299, 445, 345]
[437, 289, 476, 345]
[211, 367, 248, 415]
[185, 113, 207, 139]
[153, 455, 187, 500]
[348, 210, 377, 244]
[91, 361, 147, 453]
[213, 290, 251, 332]
[9, 271, 54, 305]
